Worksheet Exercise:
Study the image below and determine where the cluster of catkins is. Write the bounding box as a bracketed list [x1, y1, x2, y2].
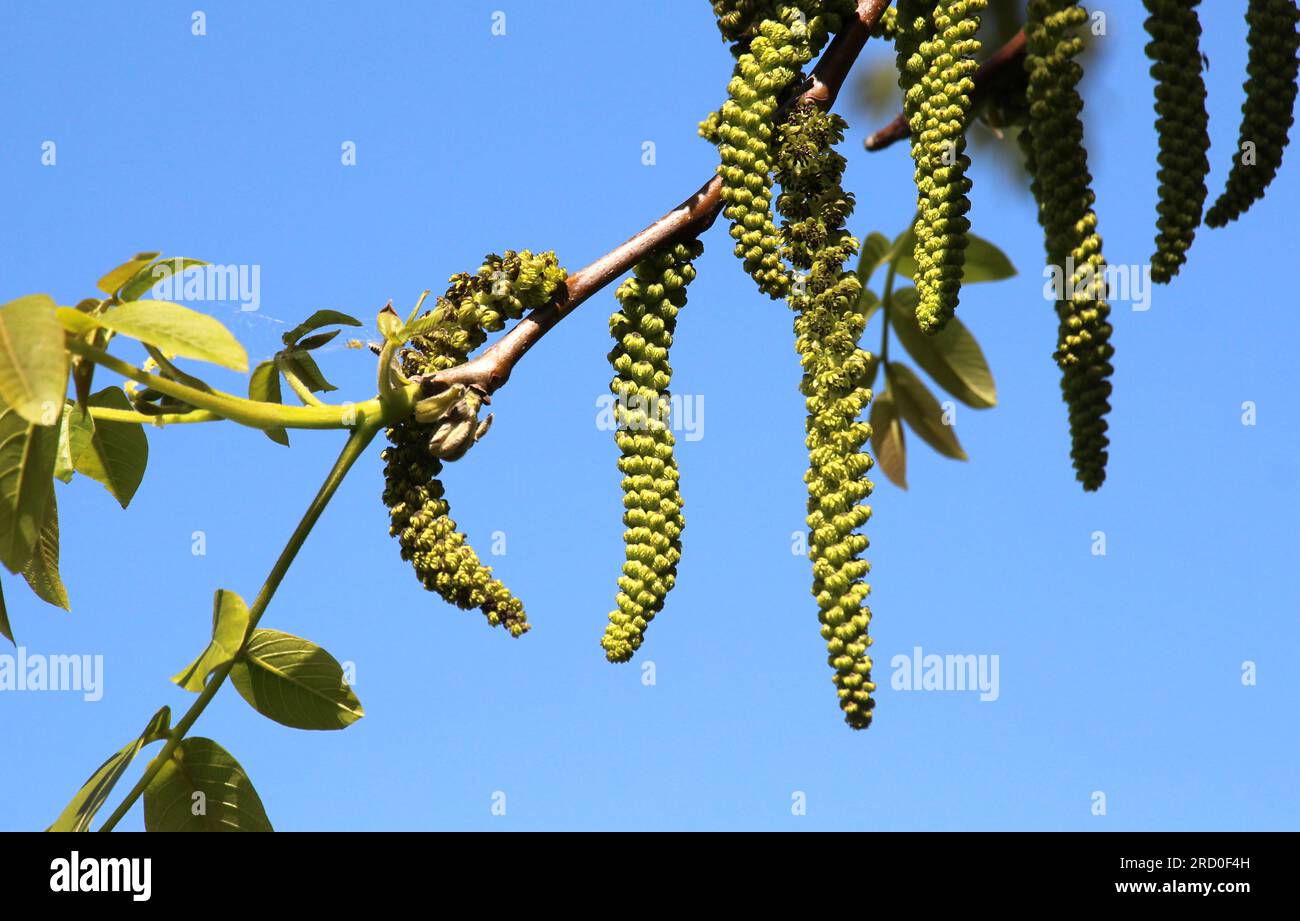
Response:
[1139, 0, 1300, 271]
[382, 250, 566, 637]
[703, 3, 876, 727]
[893, 0, 987, 333]
[775, 101, 877, 729]
[1206, 0, 1300, 227]
[1021, 0, 1114, 491]
[601, 241, 703, 662]
[701, 1, 857, 298]
[370, 0, 1300, 736]
[1011, 0, 1298, 487]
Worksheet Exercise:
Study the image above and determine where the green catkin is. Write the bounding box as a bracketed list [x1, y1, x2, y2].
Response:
[382, 250, 566, 636]
[1142, 0, 1210, 282]
[894, 0, 987, 334]
[1206, 0, 1300, 227]
[711, 0, 776, 50]
[775, 100, 876, 730]
[1023, 0, 1113, 491]
[601, 241, 703, 663]
[872, 5, 899, 39]
[705, 3, 854, 298]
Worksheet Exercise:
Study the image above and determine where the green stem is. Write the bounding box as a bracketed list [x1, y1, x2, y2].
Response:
[97, 417, 383, 832]
[880, 260, 897, 366]
[67, 339, 418, 430]
[90, 407, 223, 426]
[376, 338, 411, 422]
[277, 359, 324, 406]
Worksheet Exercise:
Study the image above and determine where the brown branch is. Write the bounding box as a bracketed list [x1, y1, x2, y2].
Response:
[863, 27, 1027, 152]
[430, 0, 893, 396]
[431, 174, 725, 394]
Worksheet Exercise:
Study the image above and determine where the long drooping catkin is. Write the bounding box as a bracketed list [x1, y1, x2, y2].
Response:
[601, 241, 703, 662]
[894, 0, 987, 333]
[704, 3, 856, 298]
[1143, 0, 1210, 282]
[382, 251, 566, 635]
[776, 100, 876, 729]
[1206, 0, 1300, 227]
[1023, 0, 1113, 491]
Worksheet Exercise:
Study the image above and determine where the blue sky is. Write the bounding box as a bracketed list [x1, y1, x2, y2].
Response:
[1, 1, 1295, 831]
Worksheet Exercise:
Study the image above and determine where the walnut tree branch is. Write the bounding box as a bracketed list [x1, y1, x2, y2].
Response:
[863, 27, 1027, 152]
[429, 0, 894, 396]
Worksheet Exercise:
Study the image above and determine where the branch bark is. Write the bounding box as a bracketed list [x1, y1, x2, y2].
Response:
[431, 0, 893, 395]
[863, 27, 1027, 152]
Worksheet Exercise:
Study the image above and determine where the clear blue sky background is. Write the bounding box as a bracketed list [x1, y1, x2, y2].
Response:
[1, 1, 1295, 831]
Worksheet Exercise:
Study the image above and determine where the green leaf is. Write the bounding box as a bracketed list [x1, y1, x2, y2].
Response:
[888, 225, 917, 279]
[80, 300, 248, 371]
[400, 312, 440, 343]
[870, 392, 907, 490]
[248, 361, 289, 447]
[230, 628, 364, 730]
[282, 309, 361, 348]
[0, 406, 57, 574]
[276, 350, 336, 393]
[143, 737, 273, 832]
[53, 404, 84, 483]
[855, 232, 893, 287]
[143, 344, 214, 392]
[172, 589, 251, 692]
[295, 329, 341, 352]
[48, 706, 171, 832]
[0, 294, 69, 426]
[888, 294, 997, 408]
[377, 305, 404, 342]
[118, 257, 209, 303]
[96, 252, 161, 296]
[54, 307, 98, 337]
[887, 363, 968, 461]
[22, 489, 69, 610]
[0, 579, 13, 645]
[960, 235, 1017, 283]
[69, 389, 148, 508]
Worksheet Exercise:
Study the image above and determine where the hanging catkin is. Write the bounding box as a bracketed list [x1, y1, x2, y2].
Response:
[1206, 0, 1300, 227]
[893, 0, 987, 334]
[872, 5, 899, 39]
[1143, 0, 1210, 282]
[382, 251, 566, 636]
[711, 0, 778, 50]
[601, 241, 703, 662]
[704, 3, 856, 298]
[776, 100, 876, 729]
[1023, 0, 1114, 491]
